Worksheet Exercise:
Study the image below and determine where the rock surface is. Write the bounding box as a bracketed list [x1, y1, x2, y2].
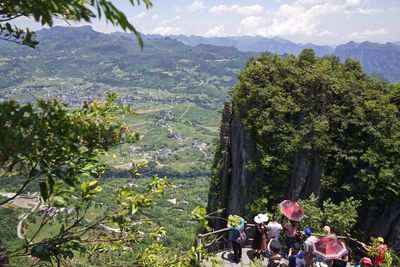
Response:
[207, 103, 400, 252]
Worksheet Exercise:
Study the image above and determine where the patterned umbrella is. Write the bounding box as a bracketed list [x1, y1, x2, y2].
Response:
[279, 200, 304, 222]
[313, 237, 347, 260]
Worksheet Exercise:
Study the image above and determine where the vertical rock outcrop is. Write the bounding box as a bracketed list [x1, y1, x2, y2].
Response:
[207, 103, 400, 252]
[207, 103, 258, 228]
[286, 150, 324, 200]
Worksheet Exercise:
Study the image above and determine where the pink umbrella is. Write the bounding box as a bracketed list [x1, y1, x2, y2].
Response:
[313, 237, 347, 260]
[279, 200, 304, 222]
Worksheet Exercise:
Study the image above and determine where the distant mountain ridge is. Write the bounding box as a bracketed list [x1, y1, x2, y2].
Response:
[143, 34, 334, 57]
[334, 41, 400, 82]
[143, 33, 400, 83]
[1, 26, 399, 83]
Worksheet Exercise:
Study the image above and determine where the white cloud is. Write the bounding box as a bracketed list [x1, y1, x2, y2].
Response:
[173, 15, 182, 22]
[295, 0, 327, 6]
[150, 26, 185, 35]
[158, 16, 181, 27]
[129, 11, 146, 24]
[261, 3, 336, 37]
[152, 15, 159, 20]
[174, 6, 182, 13]
[235, 0, 374, 38]
[345, 0, 363, 7]
[188, 0, 205, 13]
[202, 26, 228, 37]
[209, 5, 264, 16]
[348, 28, 388, 39]
[238, 16, 266, 35]
[345, 7, 381, 15]
[316, 29, 333, 36]
[137, 12, 146, 20]
[388, 6, 400, 12]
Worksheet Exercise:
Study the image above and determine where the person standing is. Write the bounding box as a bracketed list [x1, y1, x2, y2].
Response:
[288, 243, 300, 267]
[283, 220, 298, 252]
[373, 237, 387, 267]
[268, 215, 283, 241]
[360, 236, 388, 267]
[322, 226, 336, 238]
[229, 216, 245, 263]
[252, 213, 268, 258]
[303, 228, 318, 267]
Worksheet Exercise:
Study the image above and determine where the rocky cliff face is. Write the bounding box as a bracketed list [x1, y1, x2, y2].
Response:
[207, 103, 400, 252]
[207, 103, 259, 229]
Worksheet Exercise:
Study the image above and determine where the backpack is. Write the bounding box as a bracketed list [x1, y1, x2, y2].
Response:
[236, 231, 246, 245]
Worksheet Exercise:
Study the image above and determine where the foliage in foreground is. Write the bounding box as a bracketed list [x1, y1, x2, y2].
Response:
[0, 0, 152, 48]
[0, 95, 216, 266]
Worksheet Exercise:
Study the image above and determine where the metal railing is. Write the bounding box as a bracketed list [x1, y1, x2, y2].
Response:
[196, 225, 367, 261]
[196, 223, 256, 261]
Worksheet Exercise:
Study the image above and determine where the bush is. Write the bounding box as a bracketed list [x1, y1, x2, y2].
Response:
[383, 248, 400, 267]
[298, 194, 324, 233]
[323, 197, 361, 236]
[298, 193, 361, 235]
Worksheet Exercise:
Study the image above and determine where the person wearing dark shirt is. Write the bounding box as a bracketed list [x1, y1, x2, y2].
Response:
[288, 243, 300, 267]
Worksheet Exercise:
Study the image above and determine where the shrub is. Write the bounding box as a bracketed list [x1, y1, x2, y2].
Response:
[298, 193, 361, 235]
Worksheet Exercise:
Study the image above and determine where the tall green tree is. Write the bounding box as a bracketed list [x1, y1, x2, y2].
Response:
[0, 0, 152, 48]
[230, 49, 400, 235]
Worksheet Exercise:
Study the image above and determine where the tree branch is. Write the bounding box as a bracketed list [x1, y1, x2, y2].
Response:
[0, 13, 23, 22]
[0, 163, 40, 206]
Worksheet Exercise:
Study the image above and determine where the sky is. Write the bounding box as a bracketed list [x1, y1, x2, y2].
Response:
[15, 0, 400, 45]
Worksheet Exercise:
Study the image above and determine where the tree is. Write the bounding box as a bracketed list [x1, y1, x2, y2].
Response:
[0, 0, 152, 48]
[228, 49, 400, 239]
[0, 94, 217, 265]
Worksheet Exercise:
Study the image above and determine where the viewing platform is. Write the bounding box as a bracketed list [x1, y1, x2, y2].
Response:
[204, 247, 272, 266]
[204, 247, 355, 267]
[199, 225, 356, 267]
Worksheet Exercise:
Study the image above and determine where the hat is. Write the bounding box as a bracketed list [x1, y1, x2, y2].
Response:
[377, 237, 384, 243]
[323, 226, 330, 234]
[360, 257, 372, 265]
[254, 213, 268, 224]
[304, 228, 312, 236]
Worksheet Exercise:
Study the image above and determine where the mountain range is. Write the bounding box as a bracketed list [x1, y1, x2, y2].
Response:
[153, 34, 400, 83]
[144, 34, 335, 57]
[0, 26, 399, 90]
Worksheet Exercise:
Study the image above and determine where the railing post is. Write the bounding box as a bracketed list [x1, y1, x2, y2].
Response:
[197, 234, 202, 261]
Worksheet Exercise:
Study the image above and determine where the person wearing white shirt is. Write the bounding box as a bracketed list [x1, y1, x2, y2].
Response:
[303, 228, 318, 267]
[267, 215, 283, 241]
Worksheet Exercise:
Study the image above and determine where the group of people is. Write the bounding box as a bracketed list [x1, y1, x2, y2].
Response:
[229, 214, 389, 267]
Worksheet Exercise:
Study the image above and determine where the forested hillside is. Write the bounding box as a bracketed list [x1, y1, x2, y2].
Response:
[0, 26, 254, 104]
[208, 49, 400, 252]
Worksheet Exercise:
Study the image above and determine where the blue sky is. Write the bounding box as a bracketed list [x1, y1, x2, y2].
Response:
[15, 0, 400, 45]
